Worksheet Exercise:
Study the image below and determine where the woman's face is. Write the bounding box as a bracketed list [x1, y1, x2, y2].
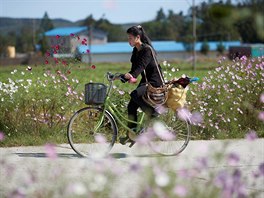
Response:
[127, 34, 140, 47]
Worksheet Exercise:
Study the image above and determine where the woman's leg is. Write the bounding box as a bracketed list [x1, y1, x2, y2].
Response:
[131, 85, 156, 117]
[127, 99, 139, 129]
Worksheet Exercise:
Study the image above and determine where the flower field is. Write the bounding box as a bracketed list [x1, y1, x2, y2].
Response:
[0, 56, 263, 198]
[0, 56, 263, 146]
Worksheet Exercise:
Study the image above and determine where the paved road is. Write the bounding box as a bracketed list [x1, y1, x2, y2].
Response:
[1, 139, 264, 197]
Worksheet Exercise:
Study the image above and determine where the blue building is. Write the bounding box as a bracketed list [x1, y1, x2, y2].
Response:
[78, 40, 241, 63]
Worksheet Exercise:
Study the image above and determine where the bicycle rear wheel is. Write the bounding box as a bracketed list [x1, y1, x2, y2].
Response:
[67, 107, 118, 157]
[147, 109, 191, 156]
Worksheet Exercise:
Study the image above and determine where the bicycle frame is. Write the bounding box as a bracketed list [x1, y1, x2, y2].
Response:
[94, 74, 145, 134]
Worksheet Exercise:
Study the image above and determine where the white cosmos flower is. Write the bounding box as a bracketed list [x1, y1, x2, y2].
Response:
[69, 182, 87, 195]
[155, 172, 170, 187]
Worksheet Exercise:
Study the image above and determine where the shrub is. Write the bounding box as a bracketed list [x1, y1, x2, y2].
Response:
[216, 42, 225, 54]
[200, 41, 210, 55]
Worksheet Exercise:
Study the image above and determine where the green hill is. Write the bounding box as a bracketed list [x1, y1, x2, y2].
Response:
[0, 17, 82, 35]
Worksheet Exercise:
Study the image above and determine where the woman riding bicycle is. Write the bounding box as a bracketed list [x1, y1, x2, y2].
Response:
[120, 25, 165, 143]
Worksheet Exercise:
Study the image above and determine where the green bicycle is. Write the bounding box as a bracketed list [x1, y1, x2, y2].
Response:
[67, 72, 191, 157]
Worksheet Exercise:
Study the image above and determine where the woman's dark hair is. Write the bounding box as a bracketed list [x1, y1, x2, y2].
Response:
[126, 25, 153, 48]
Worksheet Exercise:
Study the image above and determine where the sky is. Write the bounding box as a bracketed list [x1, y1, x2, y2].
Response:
[0, 0, 207, 24]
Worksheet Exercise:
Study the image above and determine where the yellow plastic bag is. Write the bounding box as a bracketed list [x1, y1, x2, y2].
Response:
[165, 85, 187, 110]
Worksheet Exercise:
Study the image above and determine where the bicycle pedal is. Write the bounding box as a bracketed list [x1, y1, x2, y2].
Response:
[128, 141, 135, 148]
[119, 136, 130, 145]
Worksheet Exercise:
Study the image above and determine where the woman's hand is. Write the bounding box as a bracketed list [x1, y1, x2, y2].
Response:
[124, 73, 137, 84]
[124, 73, 133, 79]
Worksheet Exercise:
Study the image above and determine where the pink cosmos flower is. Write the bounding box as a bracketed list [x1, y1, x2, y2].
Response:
[70, 33, 75, 37]
[81, 39, 87, 45]
[56, 35, 60, 39]
[260, 93, 264, 103]
[0, 131, 4, 141]
[258, 112, 264, 121]
[91, 65, 96, 69]
[55, 45, 60, 50]
[45, 60, 49, 64]
[177, 108, 191, 122]
[259, 162, 264, 176]
[245, 130, 258, 141]
[54, 58, 59, 64]
[94, 134, 107, 143]
[227, 152, 240, 166]
[174, 185, 187, 197]
[153, 122, 176, 141]
[46, 51, 50, 57]
[198, 157, 209, 169]
[190, 111, 203, 125]
[44, 143, 57, 160]
[135, 128, 155, 145]
[155, 105, 168, 115]
[67, 86, 72, 94]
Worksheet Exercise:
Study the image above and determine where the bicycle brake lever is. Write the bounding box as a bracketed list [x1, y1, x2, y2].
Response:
[120, 74, 128, 83]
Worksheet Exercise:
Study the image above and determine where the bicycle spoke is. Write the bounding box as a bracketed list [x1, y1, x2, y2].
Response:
[67, 107, 117, 157]
[148, 109, 191, 155]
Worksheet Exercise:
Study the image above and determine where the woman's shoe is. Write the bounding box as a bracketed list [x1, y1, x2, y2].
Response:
[119, 134, 132, 144]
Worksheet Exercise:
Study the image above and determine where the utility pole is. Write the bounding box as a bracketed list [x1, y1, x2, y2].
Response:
[88, 26, 92, 66]
[192, 0, 196, 72]
[32, 19, 36, 52]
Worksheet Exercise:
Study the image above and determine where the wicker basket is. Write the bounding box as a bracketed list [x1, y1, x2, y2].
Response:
[85, 83, 107, 105]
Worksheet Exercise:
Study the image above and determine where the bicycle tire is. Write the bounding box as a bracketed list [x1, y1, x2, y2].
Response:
[67, 106, 118, 157]
[147, 109, 191, 156]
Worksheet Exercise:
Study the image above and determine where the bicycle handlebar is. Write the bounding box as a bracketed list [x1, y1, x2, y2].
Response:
[106, 72, 123, 81]
[106, 72, 137, 84]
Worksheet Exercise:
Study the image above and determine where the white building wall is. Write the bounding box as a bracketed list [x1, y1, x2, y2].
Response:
[81, 51, 195, 63]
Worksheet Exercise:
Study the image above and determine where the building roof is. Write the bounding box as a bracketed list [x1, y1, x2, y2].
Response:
[45, 26, 88, 36]
[78, 41, 241, 54]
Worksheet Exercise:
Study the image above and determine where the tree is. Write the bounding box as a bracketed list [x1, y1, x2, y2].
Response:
[196, 1, 238, 41]
[39, 33, 48, 56]
[155, 8, 166, 22]
[234, 0, 264, 42]
[82, 14, 96, 27]
[38, 12, 54, 33]
[0, 35, 8, 57]
[94, 18, 126, 42]
[15, 27, 34, 53]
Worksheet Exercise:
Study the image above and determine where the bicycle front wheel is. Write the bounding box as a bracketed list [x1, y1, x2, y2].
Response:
[148, 109, 191, 156]
[67, 107, 118, 157]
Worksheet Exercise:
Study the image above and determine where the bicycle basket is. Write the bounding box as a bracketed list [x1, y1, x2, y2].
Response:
[85, 83, 107, 105]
